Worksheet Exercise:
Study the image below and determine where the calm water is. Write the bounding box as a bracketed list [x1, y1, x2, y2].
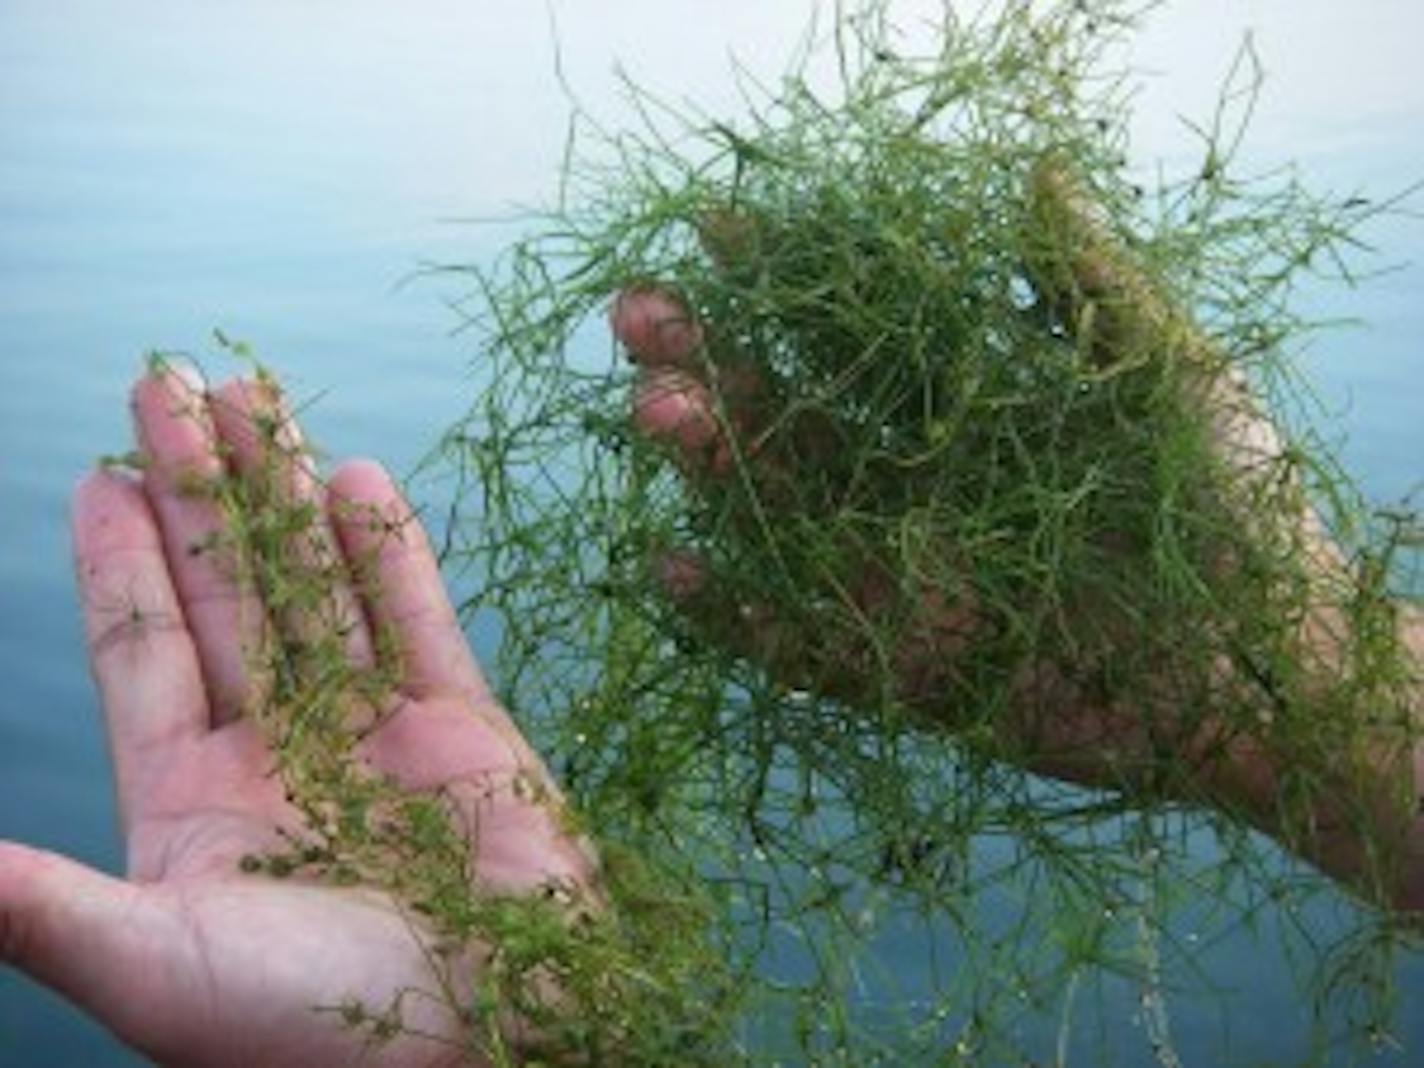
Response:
[2, 2, 1422, 1064]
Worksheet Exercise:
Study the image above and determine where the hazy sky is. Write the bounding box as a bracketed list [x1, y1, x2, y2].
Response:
[6, 0, 1419, 230]
[1, 0, 1419, 482]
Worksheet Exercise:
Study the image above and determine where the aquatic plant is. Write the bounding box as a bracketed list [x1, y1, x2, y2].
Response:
[141, 1, 1422, 1063]
[427, 0, 1422, 1062]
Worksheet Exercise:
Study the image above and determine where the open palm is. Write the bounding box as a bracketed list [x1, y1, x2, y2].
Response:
[0, 371, 591, 1068]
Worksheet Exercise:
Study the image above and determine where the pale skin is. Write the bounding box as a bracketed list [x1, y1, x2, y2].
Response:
[0, 285, 1419, 1067]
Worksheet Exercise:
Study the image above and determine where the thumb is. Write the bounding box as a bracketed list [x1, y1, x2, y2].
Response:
[0, 841, 156, 1044]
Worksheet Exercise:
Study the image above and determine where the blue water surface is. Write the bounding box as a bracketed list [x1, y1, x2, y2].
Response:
[1, 2, 1422, 1065]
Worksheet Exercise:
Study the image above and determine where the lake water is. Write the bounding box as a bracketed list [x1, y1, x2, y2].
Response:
[2, 2, 1422, 1064]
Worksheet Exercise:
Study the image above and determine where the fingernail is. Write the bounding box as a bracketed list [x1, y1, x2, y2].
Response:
[145, 354, 207, 398]
[168, 357, 207, 394]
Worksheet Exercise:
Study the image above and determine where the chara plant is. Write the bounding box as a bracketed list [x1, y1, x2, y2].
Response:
[132, 1, 1423, 1064]
[430, 0, 1422, 1062]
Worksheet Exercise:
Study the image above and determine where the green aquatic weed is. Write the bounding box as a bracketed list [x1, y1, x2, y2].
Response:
[428, 0, 1422, 1062]
[124, 2, 1422, 1064]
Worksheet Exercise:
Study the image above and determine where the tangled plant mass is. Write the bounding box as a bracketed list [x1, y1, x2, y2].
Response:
[144, 2, 1424, 1064]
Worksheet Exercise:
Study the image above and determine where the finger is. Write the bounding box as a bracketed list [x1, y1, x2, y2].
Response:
[0, 842, 165, 1051]
[613, 284, 789, 471]
[632, 368, 731, 472]
[208, 377, 374, 670]
[72, 470, 209, 829]
[1027, 161, 1210, 370]
[326, 459, 489, 705]
[327, 461, 573, 813]
[609, 286, 705, 369]
[132, 368, 266, 725]
[1027, 164, 1339, 566]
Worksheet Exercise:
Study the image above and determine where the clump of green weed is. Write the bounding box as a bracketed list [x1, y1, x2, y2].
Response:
[431, 1, 1422, 1063]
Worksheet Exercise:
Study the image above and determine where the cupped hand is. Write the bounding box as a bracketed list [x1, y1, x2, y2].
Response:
[604, 166, 1339, 798]
[610, 270, 1424, 912]
[0, 370, 592, 1068]
[612, 285, 1136, 784]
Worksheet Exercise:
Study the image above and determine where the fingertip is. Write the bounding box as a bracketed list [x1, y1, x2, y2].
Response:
[633, 369, 720, 452]
[0, 840, 136, 972]
[70, 466, 156, 564]
[0, 840, 60, 966]
[328, 457, 398, 506]
[130, 368, 221, 483]
[328, 461, 429, 581]
[130, 363, 207, 442]
[0, 841, 160, 1051]
[610, 286, 704, 367]
[207, 374, 287, 424]
[208, 375, 250, 405]
[72, 471, 145, 580]
[209, 375, 307, 473]
[74, 467, 137, 510]
[207, 376, 263, 433]
[130, 359, 205, 412]
[328, 460, 415, 549]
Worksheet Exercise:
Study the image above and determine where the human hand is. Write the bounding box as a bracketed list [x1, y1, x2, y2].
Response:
[610, 185, 1424, 910]
[611, 283, 1134, 787]
[0, 370, 593, 1067]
